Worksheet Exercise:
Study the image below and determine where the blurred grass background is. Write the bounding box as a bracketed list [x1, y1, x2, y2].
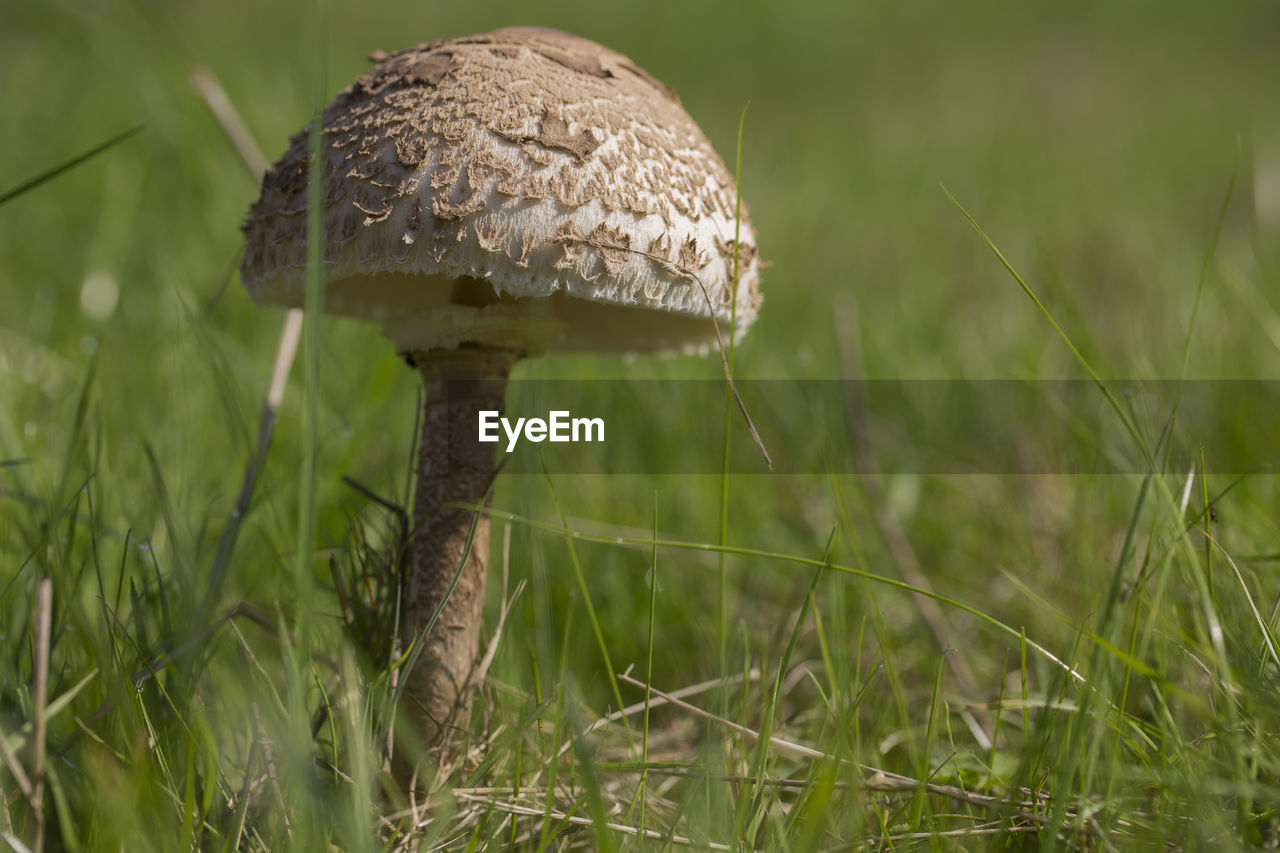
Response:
[2, 0, 1279, 848]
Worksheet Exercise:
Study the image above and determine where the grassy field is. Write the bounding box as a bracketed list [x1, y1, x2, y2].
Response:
[3, 0, 1280, 849]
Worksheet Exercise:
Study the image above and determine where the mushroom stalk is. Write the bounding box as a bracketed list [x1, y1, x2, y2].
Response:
[400, 349, 515, 760]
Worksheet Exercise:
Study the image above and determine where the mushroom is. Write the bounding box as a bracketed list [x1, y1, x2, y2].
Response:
[240, 27, 761, 765]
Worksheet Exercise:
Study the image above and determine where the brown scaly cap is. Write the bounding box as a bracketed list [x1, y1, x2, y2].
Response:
[240, 27, 761, 354]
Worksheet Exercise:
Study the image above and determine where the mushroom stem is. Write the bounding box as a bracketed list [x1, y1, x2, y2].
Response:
[400, 348, 516, 765]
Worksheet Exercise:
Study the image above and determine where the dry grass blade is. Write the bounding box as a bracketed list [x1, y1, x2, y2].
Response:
[473, 579, 526, 692]
[603, 766, 833, 789]
[539, 669, 762, 779]
[250, 704, 292, 841]
[454, 792, 745, 851]
[266, 311, 305, 411]
[192, 63, 305, 614]
[837, 822, 1042, 849]
[30, 578, 52, 853]
[1210, 534, 1280, 668]
[618, 671, 826, 761]
[691, 274, 772, 469]
[0, 720, 33, 800]
[190, 66, 270, 179]
[225, 738, 259, 852]
[565, 668, 760, 757]
[616, 672, 1048, 817]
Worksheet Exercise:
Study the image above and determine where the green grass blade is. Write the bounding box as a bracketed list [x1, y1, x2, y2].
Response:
[295, 2, 328, 648]
[942, 185, 1147, 459]
[718, 102, 752, 697]
[0, 125, 143, 207]
[564, 678, 618, 853]
[640, 491, 659, 840]
[735, 527, 833, 841]
[481, 505, 1085, 683]
[1176, 141, 1240, 390]
[538, 454, 632, 744]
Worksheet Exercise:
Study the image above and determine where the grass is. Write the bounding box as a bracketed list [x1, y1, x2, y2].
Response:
[3, 0, 1280, 849]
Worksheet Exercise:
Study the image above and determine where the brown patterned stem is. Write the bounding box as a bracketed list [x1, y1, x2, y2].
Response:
[399, 349, 515, 767]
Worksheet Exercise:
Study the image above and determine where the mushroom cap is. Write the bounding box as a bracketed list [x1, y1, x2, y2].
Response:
[240, 27, 761, 355]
